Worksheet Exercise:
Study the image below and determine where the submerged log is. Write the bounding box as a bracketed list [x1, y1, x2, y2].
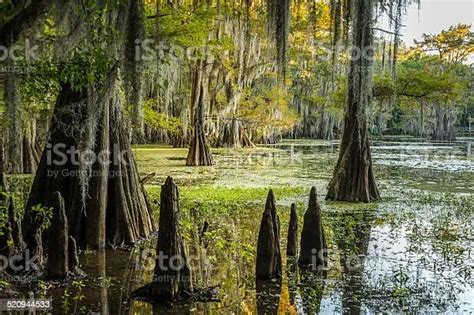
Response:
[287, 203, 298, 257]
[256, 190, 282, 279]
[298, 187, 327, 268]
[46, 192, 69, 278]
[133, 177, 192, 301]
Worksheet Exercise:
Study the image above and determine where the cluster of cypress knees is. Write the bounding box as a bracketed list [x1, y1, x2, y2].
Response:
[256, 186, 327, 280]
[1, 173, 326, 302]
[132, 177, 327, 302]
[0, 188, 81, 280]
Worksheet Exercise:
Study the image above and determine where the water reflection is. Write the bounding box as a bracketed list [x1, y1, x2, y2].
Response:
[297, 269, 327, 314]
[256, 279, 282, 315]
[39, 138, 473, 313]
[333, 211, 372, 314]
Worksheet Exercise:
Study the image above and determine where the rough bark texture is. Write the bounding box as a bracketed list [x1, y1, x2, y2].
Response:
[326, 0, 380, 202]
[186, 61, 214, 166]
[286, 203, 298, 257]
[134, 177, 192, 301]
[299, 187, 327, 268]
[22, 118, 40, 174]
[0, 198, 16, 260]
[4, 66, 23, 174]
[68, 236, 80, 273]
[8, 197, 25, 255]
[187, 125, 214, 166]
[256, 189, 282, 279]
[46, 192, 69, 279]
[125, 0, 146, 144]
[432, 105, 457, 141]
[0, 137, 7, 202]
[23, 82, 155, 251]
[220, 119, 256, 148]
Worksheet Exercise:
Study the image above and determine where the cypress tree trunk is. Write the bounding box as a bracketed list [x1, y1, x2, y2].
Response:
[4, 65, 23, 174]
[23, 81, 155, 251]
[432, 105, 457, 141]
[125, 0, 146, 144]
[22, 118, 40, 174]
[419, 100, 425, 137]
[186, 61, 214, 166]
[0, 136, 7, 200]
[326, 0, 380, 202]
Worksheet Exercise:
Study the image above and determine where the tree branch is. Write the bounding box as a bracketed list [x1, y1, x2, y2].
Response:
[0, 0, 56, 47]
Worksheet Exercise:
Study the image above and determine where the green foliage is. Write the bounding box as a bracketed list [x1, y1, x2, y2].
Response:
[155, 5, 218, 50]
[415, 24, 474, 64]
[31, 203, 53, 230]
[240, 85, 297, 131]
[0, 199, 8, 238]
[142, 99, 181, 135]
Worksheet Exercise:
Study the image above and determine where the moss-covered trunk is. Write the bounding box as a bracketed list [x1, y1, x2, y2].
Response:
[23, 81, 155, 250]
[326, 0, 380, 202]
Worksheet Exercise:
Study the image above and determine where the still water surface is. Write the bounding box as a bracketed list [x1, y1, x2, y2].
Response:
[45, 138, 473, 314]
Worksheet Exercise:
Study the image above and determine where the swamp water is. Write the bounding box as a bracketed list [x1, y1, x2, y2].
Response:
[40, 138, 473, 313]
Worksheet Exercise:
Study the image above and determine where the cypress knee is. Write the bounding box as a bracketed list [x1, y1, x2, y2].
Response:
[0, 197, 23, 259]
[8, 197, 24, 254]
[299, 187, 327, 268]
[287, 203, 298, 257]
[68, 236, 80, 274]
[256, 189, 282, 279]
[46, 191, 69, 278]
[0, 199, 14, 259]
[149, 176, 192, 300]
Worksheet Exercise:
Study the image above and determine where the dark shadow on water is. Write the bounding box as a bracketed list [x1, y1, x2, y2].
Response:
[256, 279, 282, 315]
[298, 268, 327, 314]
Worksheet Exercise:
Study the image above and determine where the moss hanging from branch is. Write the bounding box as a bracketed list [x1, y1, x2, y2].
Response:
[267, 0, 290, 79]
[124, 0, 146, 143]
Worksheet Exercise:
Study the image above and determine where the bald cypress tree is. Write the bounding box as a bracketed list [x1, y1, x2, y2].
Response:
[326, 0, 380, 202]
